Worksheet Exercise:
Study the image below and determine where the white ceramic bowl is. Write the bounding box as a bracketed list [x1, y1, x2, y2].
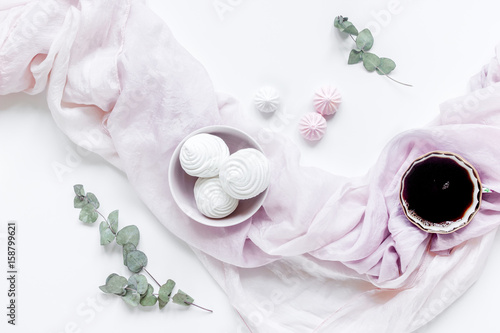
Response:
[168, 125, 269, 227]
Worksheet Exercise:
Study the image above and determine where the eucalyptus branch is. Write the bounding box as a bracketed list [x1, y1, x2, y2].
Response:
[334, 15, 412, 87]
[72, 184, 212, 312]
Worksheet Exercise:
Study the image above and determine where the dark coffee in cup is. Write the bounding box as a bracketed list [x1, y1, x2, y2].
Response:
[402, 156, 473, 223]
[400, 152, 482, 233]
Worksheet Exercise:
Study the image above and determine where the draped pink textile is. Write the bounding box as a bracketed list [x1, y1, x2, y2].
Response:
[2, 1, 500, 331]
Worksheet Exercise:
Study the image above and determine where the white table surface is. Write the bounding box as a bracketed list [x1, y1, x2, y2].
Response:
[2, 0, 500, 332]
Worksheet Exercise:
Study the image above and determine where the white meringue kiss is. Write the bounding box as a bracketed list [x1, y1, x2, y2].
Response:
[194, 177, 239, 219]
[254, 86, 280, 113]
[180, 133, 230, 177]
[219, 148, 270, 200]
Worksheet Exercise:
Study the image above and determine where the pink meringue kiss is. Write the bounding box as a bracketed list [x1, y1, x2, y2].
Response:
[313, 85, 341, 116]
[299, 112, 327, 141]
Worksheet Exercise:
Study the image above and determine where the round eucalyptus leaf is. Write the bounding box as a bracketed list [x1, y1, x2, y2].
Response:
[99, 285, 110, 293]
[122, 290, 140, 307]
[74, 195, 87, 209]
[334, 16, 358, 36]
[99, 221, 115, 245]
[158, 298, 168, 310]
[108, 210, 119, 233]
[126, 250, 148, 273]
[140, 284, 157, 307]
[342, 22, 358, 36]
[356, 29, 374, 51]
[122, 243, 136, 266]
[86, 192, 100, 209]
[141, 295, 157, 307]
[79, 204, 98, 224]
[159, 279, 176, 303]
[116, 225, 140, 247]
[348, 49, 363, 65]
[73, 184, 85, 197]
[105, 275, 128, 295]
[128, 274, 148, 295]
[362, 52, 381, 72]
[172, 290, 194, 306]
[105, 273, 119, 284]
[376, 57, 396, 75]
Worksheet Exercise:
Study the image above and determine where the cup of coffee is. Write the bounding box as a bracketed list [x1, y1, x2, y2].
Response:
[399, 151, 488, 234]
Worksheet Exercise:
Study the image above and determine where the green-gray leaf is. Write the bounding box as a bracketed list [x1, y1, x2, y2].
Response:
[86, 192, 100, 209]
[99, 221, 115, 246]
[348, 49, 363, 65]
[74, 195, 87, 209]
[128, 274, 148, 295]
[79, 204, 98, 224]
[159, 298, 168, 310]
[334, 16, 358, 36]
[100, 274, 128, 295]
[73, 184, 85, 197]
[126, 250, 148, 273]
[140, 284, 157, 306]
[172, 290, 194, 306]
[356, 29, 374, 51]
[343, 22, 358, 36]
[122, 243, 136, 266]
[362, 52, 381, 72]
[122, 289, 141, 307]
[333, 16, 344, 29]
[108, 210, 119, 234]
[376, 57, 396, 75]
[98, 285, 110, 293]
[116, 225, 140, 247]
[106, 273, 119, 284]
[159, 279, 176, 303]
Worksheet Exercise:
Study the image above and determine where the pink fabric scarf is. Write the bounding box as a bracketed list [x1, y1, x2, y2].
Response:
[2, 1, 500, 331]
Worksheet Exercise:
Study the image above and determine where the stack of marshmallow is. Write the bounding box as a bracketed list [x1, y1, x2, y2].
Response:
[179, 133, 270, 219]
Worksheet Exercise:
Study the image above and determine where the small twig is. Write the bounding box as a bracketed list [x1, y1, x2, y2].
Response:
[382, 73, 413, 87]
[143, 267, 161, 287]
[185, 302, 213, 313]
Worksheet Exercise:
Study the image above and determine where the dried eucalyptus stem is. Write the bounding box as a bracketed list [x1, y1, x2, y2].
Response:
[334, 15, 412, 87]
[73, 184, 212, 312]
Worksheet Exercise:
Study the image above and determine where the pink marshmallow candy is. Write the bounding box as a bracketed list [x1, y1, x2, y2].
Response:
[298, 112, 327, 141]
[313, 85, 342, 116]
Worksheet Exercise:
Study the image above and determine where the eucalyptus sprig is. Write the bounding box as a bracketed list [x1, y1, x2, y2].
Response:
[334, 15, 412, 87]
[73, 184, 212, 312]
